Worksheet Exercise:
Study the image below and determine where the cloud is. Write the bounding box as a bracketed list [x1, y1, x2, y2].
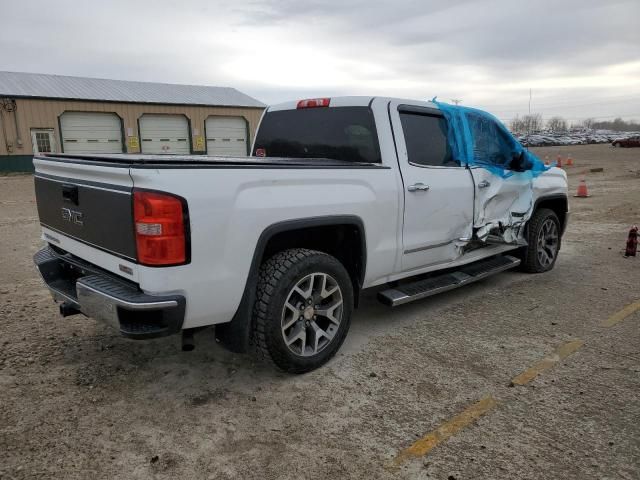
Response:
[1, 0, 638, 122]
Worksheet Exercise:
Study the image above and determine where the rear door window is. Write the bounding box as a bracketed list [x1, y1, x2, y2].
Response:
[253, 106, 381, 163]
[399, 112, 457, 167]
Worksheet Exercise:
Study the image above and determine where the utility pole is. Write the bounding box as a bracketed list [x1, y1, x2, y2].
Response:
[451, 99, 461, 105]
[526, 88, 532, 144]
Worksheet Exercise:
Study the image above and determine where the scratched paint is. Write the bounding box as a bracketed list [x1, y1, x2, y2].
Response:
[510, 340, 584, 386]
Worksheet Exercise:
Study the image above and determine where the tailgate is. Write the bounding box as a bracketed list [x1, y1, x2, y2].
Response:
[33, 156, 136, 263]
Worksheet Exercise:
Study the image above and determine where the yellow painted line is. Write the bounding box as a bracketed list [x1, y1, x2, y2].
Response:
[393, 395, 497, 465]
[601, 300, 640, 328]
[510, 339, 584, 386]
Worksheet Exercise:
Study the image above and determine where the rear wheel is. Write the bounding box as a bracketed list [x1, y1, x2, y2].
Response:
[252, 248, 353, 373]
[520, 208, 561, 273]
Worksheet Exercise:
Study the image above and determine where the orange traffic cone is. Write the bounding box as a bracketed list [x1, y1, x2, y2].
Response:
[556, 155, 563, 168]
[574, 177, 590, 197]
[566, 154, 573, 167]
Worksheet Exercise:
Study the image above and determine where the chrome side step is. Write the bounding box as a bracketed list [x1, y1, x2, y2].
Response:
[377, 255, 521, 307]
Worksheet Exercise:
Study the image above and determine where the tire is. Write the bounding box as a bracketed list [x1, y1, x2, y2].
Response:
[613, 142, 620, 148]
[252, 248, 354, 373]
[520, 208, 561, 273]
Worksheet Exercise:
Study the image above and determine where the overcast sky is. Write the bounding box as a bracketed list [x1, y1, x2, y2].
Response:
[2, 0, 639, 123]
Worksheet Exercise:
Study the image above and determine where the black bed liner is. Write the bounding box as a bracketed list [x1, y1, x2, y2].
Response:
[35, 153, 389, 169]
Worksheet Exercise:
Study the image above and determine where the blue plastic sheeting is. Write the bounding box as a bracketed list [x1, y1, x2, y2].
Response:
[432, 99, 549, 178]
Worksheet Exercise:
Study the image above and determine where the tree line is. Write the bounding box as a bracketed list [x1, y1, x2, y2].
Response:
[509, 115, 640, 133]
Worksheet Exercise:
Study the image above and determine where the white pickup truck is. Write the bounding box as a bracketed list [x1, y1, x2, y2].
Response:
[33, 96, 568, 373]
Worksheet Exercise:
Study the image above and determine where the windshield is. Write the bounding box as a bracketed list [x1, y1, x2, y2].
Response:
[252, 106, 382, 163]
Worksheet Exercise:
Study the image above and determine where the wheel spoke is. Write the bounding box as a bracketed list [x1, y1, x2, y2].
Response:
[543, 245, 554, 259]
[281, 302, 300, 331]
[309, 320, 331, 354]
[319, 275, 339, 299]
[293, 282, 312, 300]
[315, 299, 343, 325]
[298, 332, 306, 354]
[538, 248, 549, 266]
[285, 323, 303, 345]
[285, 323, 307, 355]
[284, 301, 298, 313]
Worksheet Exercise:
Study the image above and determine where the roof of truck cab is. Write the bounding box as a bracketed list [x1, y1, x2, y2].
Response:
[267, 96, 440, 111]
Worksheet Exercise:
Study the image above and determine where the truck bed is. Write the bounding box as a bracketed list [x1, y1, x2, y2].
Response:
[37, 153, 387, 169]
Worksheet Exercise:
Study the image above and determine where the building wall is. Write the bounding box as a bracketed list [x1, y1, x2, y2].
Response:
[0, 97, 265, 170]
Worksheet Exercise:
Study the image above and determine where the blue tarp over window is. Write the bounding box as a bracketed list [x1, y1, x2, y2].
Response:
[432, 99, 549, 178]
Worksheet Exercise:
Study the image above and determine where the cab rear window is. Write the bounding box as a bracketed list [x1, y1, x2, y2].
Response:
[253, 107, 382, 163]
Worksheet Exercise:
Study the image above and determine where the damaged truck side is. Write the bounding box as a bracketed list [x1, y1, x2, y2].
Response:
[33, 97, 568, 373]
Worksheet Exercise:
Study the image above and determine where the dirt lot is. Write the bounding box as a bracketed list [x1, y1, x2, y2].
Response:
[1, 144, 639, 479]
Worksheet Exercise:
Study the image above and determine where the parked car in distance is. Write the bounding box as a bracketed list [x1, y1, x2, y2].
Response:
[612, 136, 640, 147]
[32, 96, 569, 373]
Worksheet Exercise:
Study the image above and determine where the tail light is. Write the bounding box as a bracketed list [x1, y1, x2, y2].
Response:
[133, 190, 189, 266]
[297, 98, 330, 109]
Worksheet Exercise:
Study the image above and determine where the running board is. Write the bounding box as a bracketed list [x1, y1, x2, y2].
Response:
[377, 255, 521, 307]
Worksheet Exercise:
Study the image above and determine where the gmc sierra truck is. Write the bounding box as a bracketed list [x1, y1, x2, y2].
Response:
[33, 96, 568, 373]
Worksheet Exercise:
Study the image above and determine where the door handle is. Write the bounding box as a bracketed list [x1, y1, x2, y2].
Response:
[477, 180, 491, 189]
[407, 183, 430, 192]
[62, 184, 79, 205]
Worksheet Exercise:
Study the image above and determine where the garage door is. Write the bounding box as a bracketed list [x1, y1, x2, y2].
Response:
[139, 115, 190, 154]
[206, 116, 248, 156]
[60, 112, 123, 154]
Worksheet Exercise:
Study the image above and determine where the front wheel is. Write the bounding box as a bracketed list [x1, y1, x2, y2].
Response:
[252, 248, 353, 373]
[520, 208, 561, 273]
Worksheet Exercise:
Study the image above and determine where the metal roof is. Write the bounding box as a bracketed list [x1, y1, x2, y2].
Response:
[0, 71, 265, 108]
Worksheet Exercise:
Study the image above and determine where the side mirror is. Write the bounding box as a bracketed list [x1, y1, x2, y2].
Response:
[509, 151, 527, 172]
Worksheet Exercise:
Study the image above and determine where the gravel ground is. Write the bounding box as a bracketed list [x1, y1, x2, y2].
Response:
[1, 144, 639, 479]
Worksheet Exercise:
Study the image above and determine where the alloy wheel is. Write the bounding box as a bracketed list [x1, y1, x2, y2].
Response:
[536, 218, 559, 268]
[281, 272, 343, 357]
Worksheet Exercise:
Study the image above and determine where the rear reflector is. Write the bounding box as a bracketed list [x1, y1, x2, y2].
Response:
[296, 98, 331, 109]
[133, 190, 188, 266]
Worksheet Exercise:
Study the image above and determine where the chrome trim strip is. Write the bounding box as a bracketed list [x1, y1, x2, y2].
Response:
[407, 162, 464, 170]
[404, 239, 454, 254]
[34, 175, 131, 195]
[40, 225, 137, 262]
[75, 281, 178, 310]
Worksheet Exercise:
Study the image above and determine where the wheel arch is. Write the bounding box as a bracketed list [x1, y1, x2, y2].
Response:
[215, 215, 367, 353]
[533, 194, 569, 236]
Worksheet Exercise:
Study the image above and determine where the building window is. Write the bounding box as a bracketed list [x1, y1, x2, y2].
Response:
[36, 132, 52, 152]
[31, 129, 56, 154]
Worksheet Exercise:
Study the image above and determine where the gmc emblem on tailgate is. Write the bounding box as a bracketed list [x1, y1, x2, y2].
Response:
[61, 207, 84, 226]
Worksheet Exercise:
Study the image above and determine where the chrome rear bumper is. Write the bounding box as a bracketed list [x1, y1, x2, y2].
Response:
[34, 247, 185, 339]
